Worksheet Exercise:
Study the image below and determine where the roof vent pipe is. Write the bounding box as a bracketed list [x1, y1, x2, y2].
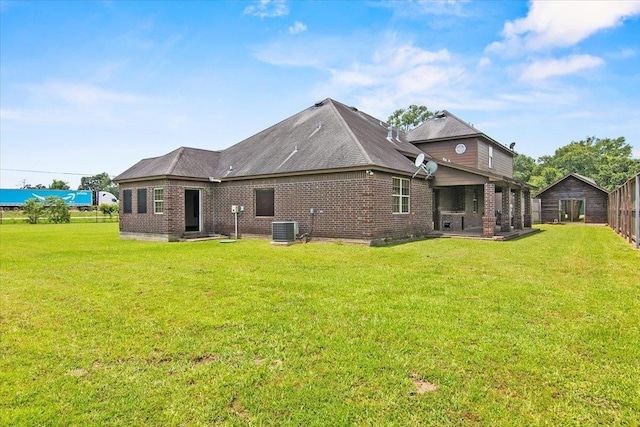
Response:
[387, 125, 393, 140]
[396, 126, 401, 141]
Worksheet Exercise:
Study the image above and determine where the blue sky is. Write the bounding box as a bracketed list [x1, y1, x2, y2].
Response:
[1, 0, 639, 189]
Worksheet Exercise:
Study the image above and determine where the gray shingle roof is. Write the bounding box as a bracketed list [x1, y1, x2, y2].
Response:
[407, 110, 481, 142]
[115, 98, 430, 183]
[212, 98, 428, 179]
[114, 147, 221, 182]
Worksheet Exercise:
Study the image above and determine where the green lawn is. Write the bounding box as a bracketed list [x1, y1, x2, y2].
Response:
[1, 223, 638, 426]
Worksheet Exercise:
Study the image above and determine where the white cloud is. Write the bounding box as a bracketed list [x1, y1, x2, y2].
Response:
[520, 54, 605, 81]
[487, 0, 640, 54]
[2, 81, 155, 127]
[243, 0, 288, 18]
[319, 41, 465, 117]
[289, 21, 307, 34]
[608, 47, 637, 59]
[477, 57, 491, 68]
[34, 81, 149, 106]
[327, 42, 455, 95]
[383, 44, 450, 68]
[329, 68, 378, 87]
[254, 32, 463, 116]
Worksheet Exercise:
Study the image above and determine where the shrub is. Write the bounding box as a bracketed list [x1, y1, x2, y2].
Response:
[23, 198, 44, 224]
[99, 203, 118, 219]
[45, 197, 70, 223]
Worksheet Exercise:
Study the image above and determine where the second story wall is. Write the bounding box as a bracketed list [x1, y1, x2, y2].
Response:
[414, 137, 514, 178]
[477, 140, 513, 177]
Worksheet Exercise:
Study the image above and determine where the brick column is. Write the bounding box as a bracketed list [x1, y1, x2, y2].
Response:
[513, 189, 523, 230]
[523, 190, 532, 228]
[501, 185, 511, 232]
[483, 183, 496, 237]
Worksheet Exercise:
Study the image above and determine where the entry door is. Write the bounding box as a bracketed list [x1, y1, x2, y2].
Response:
[185, 189, 201, 232]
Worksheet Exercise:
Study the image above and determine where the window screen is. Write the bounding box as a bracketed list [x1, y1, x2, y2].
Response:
[137, 188, 147, 214]
[255, 188, 274, 217]
[123, 190, 132, 214]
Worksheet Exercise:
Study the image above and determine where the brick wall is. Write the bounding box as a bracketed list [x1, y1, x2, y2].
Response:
[119, 179, 214, 241]
[213, 171, 433, 241]
[483, 183, 496, 237]
[119, 171, 433, 242]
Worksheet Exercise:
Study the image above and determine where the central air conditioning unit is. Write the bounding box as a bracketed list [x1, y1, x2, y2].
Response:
[272, 221, 298, 242]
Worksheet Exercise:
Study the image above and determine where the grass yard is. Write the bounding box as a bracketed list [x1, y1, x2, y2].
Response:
[1, 223, 639, 426]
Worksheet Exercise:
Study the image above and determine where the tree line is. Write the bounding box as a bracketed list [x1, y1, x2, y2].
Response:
[21, 172, 118, 194]
[514, 136, 640, 191]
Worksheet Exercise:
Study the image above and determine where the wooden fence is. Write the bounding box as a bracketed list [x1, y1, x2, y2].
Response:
[608, 173, 639, 249]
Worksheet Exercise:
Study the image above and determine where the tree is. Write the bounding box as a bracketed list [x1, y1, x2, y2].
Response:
[79, 172, 118, 194]
[23, 198, 44, 224]
[387, 105, 436, 131]
[512, 154, 537, 184]
[50, 179, 70, 190]
[45, 197, 71, 223]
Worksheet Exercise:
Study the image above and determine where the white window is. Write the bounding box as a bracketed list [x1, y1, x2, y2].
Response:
[489, 146, 494, 169]
[392, 177, 410, 214]
[153, 188, 164, 214]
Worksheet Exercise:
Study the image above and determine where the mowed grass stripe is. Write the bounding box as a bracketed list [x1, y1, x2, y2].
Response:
[1, 223, 638, 426]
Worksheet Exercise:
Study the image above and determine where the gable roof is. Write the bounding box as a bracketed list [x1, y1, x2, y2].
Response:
[114, 147, 220, 182]
[535, 173, 609, 197]
[212, 98, 427, 179]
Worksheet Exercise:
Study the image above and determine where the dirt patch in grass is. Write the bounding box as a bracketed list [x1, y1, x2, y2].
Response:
[230, 396, 249, 419]
[67, 368, 88, 377]
[192, 354, 219, 364]
[411, 373, 437, 394]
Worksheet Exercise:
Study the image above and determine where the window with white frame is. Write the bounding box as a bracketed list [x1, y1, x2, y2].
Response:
[392, 177, 410, 213]
[153, 188, 164, 214]
[489, 146, 494, 169]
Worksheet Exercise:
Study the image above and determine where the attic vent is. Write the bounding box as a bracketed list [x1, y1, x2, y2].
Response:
[435, 112, 446, 118]
[350, 106, 358, 112]
[314, 101, 324, 108]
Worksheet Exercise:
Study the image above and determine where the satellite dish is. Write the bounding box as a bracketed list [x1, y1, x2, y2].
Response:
[412, 154, 437, 179]
[425, 161, 438, 176]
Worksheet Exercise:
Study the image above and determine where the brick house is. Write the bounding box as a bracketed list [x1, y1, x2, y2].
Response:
[535, 173, 609, 223]
[407, 111, 533, 235]
[114, 99, 532, 243]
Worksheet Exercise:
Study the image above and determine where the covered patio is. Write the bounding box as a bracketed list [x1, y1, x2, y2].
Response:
[432, 163, 535, 239]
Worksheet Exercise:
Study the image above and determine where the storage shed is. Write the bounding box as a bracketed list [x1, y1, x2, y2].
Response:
[535, 173, 608, 224]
